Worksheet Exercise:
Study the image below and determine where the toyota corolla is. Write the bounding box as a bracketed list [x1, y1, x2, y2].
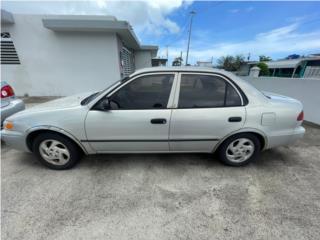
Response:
[1, 67, 305, 169]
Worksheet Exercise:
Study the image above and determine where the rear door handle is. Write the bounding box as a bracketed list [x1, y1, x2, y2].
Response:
[151, 118, 167, 124]
[228, 117, 242, 122]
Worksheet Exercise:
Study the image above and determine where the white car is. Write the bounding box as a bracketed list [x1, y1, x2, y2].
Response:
[1, 67, 305, 169]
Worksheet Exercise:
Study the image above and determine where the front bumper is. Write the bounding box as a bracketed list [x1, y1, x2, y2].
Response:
[1, 98, 25, 124]
[1, 129, 30, 152]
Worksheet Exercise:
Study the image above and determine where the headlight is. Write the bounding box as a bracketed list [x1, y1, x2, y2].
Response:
[4, 121, 14, 130]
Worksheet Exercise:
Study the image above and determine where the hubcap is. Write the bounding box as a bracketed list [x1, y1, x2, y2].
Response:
[39, 140, 70, 165]
[226, 138, 255, 163]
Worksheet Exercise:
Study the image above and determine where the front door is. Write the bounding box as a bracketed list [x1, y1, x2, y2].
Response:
[85, 73, 177, 153]
[169, 73, 246, 152]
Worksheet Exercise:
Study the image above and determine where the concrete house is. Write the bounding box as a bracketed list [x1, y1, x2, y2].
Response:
[1, 10, 158, 96]
[239, 56, 320, 78]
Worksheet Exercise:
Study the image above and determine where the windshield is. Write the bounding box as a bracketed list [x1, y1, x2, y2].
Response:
[80, 78, 126, 105]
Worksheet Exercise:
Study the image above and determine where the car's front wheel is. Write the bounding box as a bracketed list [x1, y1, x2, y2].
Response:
[218, 133, 261, 166]
[33, 133, 82, 170]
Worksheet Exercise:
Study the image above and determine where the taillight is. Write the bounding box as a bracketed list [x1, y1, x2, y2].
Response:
[1, 85, 15, 98]
[297, 111, 304, 121]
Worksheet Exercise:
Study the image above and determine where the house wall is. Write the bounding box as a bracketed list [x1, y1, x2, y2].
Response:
[134, 50, 156, 70]
[1, 14, 121, 96]
[241, 76, 320, 125]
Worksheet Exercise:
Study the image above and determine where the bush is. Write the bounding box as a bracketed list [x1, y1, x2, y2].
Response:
[256, 62, 270, 76]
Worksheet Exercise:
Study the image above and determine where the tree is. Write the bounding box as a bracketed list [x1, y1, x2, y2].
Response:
[259, 55, 272, 62]
[172, 57, 183, 66]
[256, 62, 270, 76]
[217, 55, 245, 71]
[234, 55, 245, 71]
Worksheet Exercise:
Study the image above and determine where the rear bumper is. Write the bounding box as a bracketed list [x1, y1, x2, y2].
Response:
[266, 126, 305, 149]
[290, 126, 305, 141]
[1, 99, 25, 124]
[1, 129, 30, 152]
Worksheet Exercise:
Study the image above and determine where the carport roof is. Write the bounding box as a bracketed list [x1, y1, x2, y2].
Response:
[265, 59, 303, 69]
[42, 15, 157, 51]
[266, 57, 320, 69]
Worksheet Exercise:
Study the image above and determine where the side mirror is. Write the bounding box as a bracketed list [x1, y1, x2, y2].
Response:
[100, 98, 111, 111]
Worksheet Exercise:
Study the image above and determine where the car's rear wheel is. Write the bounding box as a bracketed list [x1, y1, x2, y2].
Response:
[33, 133, 82, 170]
[218, 133, 261, 166]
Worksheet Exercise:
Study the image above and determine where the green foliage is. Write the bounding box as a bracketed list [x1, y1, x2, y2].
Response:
[259, 55, 272, 62]
[172, 57, 183, 66]
[256, 62, 270, 76]
[217, 55, 245, 71]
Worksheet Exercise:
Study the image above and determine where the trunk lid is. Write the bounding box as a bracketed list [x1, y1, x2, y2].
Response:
[261, 91, 302, 106]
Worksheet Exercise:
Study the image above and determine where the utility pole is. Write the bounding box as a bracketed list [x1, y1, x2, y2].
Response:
[166, 45, 169, 66]
[185, 10, 196, 66]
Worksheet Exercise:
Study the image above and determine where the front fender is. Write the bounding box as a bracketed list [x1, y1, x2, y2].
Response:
[26, 125, 92, 154]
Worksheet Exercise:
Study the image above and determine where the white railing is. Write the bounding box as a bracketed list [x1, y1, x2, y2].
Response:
[241, 76, 320, 125]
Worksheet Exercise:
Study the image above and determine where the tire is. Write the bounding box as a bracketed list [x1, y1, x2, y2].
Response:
[218, 133, 261, 166]
[33, 132, 82, 170]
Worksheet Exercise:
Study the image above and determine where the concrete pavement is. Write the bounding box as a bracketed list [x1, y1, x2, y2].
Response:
[1, 101, 320, 240]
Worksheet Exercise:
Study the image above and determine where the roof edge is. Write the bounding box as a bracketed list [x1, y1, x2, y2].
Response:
[1, 9, 15, 24]
[42, 15, 157, 51]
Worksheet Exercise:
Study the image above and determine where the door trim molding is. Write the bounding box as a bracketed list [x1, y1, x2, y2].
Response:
[81, 138, 220, 143]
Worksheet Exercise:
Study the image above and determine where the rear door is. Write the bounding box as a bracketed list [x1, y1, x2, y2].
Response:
[169, 73, 246, 152]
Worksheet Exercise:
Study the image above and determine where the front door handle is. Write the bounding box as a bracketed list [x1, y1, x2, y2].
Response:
[228, 117, 242, 122]
[151, 118, 167, 124]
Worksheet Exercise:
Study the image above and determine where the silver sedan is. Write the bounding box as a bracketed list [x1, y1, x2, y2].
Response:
[1, 81, 25, 126]
[1, 67, 305, 169]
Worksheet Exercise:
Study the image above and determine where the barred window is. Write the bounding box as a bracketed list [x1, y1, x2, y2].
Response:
[120, 47, 134, 77]
[1, 32, 20, 64]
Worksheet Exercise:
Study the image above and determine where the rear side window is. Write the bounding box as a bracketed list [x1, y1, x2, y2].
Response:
[178, 74, 242, 108]
[109, 74, 174, 109]
[225, 83, 242, 106]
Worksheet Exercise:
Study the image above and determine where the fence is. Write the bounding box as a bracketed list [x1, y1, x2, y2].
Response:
[241, 76, 320, 125]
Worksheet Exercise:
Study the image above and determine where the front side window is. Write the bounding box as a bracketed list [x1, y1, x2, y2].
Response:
[178, 74, 242, 108]
[109, 74, 174, 110]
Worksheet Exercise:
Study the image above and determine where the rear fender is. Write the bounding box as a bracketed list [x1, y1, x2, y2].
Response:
[212, 127, 268, 152]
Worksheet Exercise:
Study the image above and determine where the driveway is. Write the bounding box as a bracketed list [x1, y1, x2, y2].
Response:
[1, 99, 320, 240]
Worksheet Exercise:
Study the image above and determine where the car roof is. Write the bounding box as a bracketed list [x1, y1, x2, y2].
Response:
[130, 66, 229, 77]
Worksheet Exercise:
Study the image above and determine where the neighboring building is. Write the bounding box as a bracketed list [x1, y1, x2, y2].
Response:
[239, 57, 320, 78]
[152, 57, 167, 67]
[1, 10, 158, 96]
[236, 61, 258, 76]
[196, 61, 213, 68]
[308, 53, 320, 57]
[266, 57, 320, 78]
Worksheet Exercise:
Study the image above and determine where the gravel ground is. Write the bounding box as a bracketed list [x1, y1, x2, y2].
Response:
[1, 101, 320, 240]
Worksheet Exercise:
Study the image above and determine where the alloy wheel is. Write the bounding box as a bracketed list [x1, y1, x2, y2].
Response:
[226, 138, 255, 163]
[39, 139, 70, 166]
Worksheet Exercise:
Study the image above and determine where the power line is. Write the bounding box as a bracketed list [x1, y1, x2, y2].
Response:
[163, 1, 225, 63]
[164, 14, 191, 47]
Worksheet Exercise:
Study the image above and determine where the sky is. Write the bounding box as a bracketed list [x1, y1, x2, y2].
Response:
[2, 0, 320, 65]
